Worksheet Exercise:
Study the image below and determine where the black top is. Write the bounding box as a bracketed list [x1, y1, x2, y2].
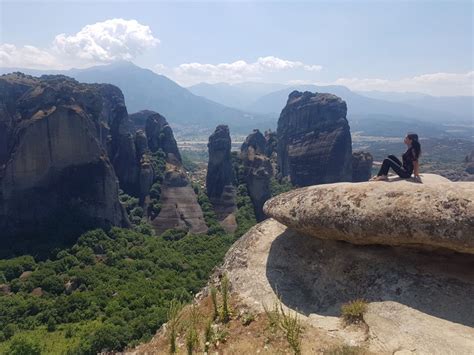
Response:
[402, 147, 418, 173]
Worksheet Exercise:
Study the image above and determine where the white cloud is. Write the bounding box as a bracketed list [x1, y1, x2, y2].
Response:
[332, 71, 474, 96]
[53, 19, 159, 63]
[172, 56, 323, 84]
[0, 19, 159, 69]
[0, 44, 60, 69]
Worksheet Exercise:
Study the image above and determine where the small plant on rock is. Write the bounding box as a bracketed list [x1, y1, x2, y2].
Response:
[185, 303, 200, 354]
[279, 302, 303, 355]
[341, 299, 368, 324]
[220, 274, 231, 323]
[167, 299, 182, 354]
[203, 319, 213, 353]
[241, 312, 256, 326]
[210, 285, 218, 321]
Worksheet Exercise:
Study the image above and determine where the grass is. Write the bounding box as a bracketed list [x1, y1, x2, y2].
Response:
[167, 299, 183, 354]
[220, 274, 231, 323]
[263, 297, 304, 354]
[340, 299, 368, 324]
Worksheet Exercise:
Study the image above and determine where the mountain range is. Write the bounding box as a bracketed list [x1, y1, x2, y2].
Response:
[1, 62, 472, 137]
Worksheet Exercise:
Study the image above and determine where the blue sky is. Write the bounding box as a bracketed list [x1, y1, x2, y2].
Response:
[1, 0, 473, 95]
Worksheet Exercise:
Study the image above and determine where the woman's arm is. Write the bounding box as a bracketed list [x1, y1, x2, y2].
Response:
[413, 160, 421, 182]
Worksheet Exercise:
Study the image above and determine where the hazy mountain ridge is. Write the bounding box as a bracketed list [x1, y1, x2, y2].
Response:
[188, 82, 473, 123]
[0, 63, 273, 133]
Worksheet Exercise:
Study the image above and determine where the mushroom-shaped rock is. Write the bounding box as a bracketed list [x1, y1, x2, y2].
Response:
[263, 174, 474, 254]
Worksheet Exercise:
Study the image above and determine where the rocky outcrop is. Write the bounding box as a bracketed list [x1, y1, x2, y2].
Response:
[264, 174, 474, 254]
[217, 217, 474, 354]
[0, 73, 128, 238]
[140, 110, 181, 165]
[151, 168, 208, 235]
[241, 130, 273, 222]
[352, 151, 373, 182]
[128, 110, 207, 234]
[206, 125, 237, 233]
[277, 91, 352, 187]
[465, 151, 474, 174]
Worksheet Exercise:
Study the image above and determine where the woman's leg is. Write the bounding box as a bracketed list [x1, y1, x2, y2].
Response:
[377, 158, 411, 178]
[388, 155, 402, 166]
[377, 158, 391, 176]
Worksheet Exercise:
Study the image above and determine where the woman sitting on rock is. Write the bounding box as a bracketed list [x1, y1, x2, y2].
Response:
[371, 133, 422, 182]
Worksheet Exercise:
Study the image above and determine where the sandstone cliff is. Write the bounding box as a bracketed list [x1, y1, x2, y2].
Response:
[129, 110, 207, 234]
[240, 130, 273, 222]
[277, 91, 352, 186]
[215, 174, 474, 354]
[206, 125, 237, 233]
[0, 73, 128, 238]
[352, 151, 373, 182]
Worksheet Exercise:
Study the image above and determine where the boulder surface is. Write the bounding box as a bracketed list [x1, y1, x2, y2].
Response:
[216, 218, 474, 354]
[264, 174, 474, 254]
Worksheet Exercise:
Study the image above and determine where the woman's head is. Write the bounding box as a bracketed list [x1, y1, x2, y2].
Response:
[404, 133, 421, 158]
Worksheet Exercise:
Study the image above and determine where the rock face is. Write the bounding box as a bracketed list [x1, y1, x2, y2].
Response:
[0, 73, 128, 237]
[217, 218, 474, 354]
[277, 91, 352, 187]
[465, 151, 474, 174]
[264, 174, 474, 254]
[241, 130, 273, 222]
[151, 168, 208, 235]
[352, 151, 373, 182]
[141, 110, 181, 165]
[206, 125, 237, 232]
[128, 110, 207, 234]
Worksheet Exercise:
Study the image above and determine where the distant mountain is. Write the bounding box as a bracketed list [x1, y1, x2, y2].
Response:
[0, 62, 274, 133]
[245, 85, 471, 124]
[188, 82, 288, 109]
[357, 90, 474, 120]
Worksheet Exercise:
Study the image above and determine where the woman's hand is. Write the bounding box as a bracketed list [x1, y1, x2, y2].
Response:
[413, 160, 421, 182]
[413, 174, 422, 183]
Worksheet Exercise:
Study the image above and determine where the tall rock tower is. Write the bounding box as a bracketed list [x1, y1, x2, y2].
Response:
[277, 91, 352, 187]
[206, 125, 237, 233]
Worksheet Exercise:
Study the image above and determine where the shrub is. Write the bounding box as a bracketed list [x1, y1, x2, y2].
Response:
[341, 299, 368, 324]
[210, 286, 218, 321]
[8, 335, 41, 355]
[220, 274, 230, 323]
[167, 299, 182, 354]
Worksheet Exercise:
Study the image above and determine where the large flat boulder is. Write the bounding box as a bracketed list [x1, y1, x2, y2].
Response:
[216, 218, 474, 354]
[264, 174, 474, 254]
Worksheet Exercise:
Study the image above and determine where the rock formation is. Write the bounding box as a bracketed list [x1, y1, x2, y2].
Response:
[264, 174, 474, 254]
[277, 91, 352, 187]
[465, 150, 474, 174]
[206, 125, 237, 233]
[214, 174, 474, 354]
[150, 169, 208, 235]
[129, 110, 207, 234]
[240, 130, 273, 222]
[217, 217, 474, 354]
[351, 151, 373, 182]
[141, 110, 181, 165]
[0, 73, 128, 238]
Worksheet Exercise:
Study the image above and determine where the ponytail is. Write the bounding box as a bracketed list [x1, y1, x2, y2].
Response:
[407, 133, 421, 159]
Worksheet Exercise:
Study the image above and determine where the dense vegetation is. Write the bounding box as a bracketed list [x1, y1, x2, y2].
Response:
[0, 141, 296, 354]
[0, 228, 236, 354]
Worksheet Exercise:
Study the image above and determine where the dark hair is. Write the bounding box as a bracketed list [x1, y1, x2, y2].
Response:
[407, 133, 421, 159]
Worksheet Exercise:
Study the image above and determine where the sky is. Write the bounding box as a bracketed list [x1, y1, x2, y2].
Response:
[0, 0, 473, 95]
